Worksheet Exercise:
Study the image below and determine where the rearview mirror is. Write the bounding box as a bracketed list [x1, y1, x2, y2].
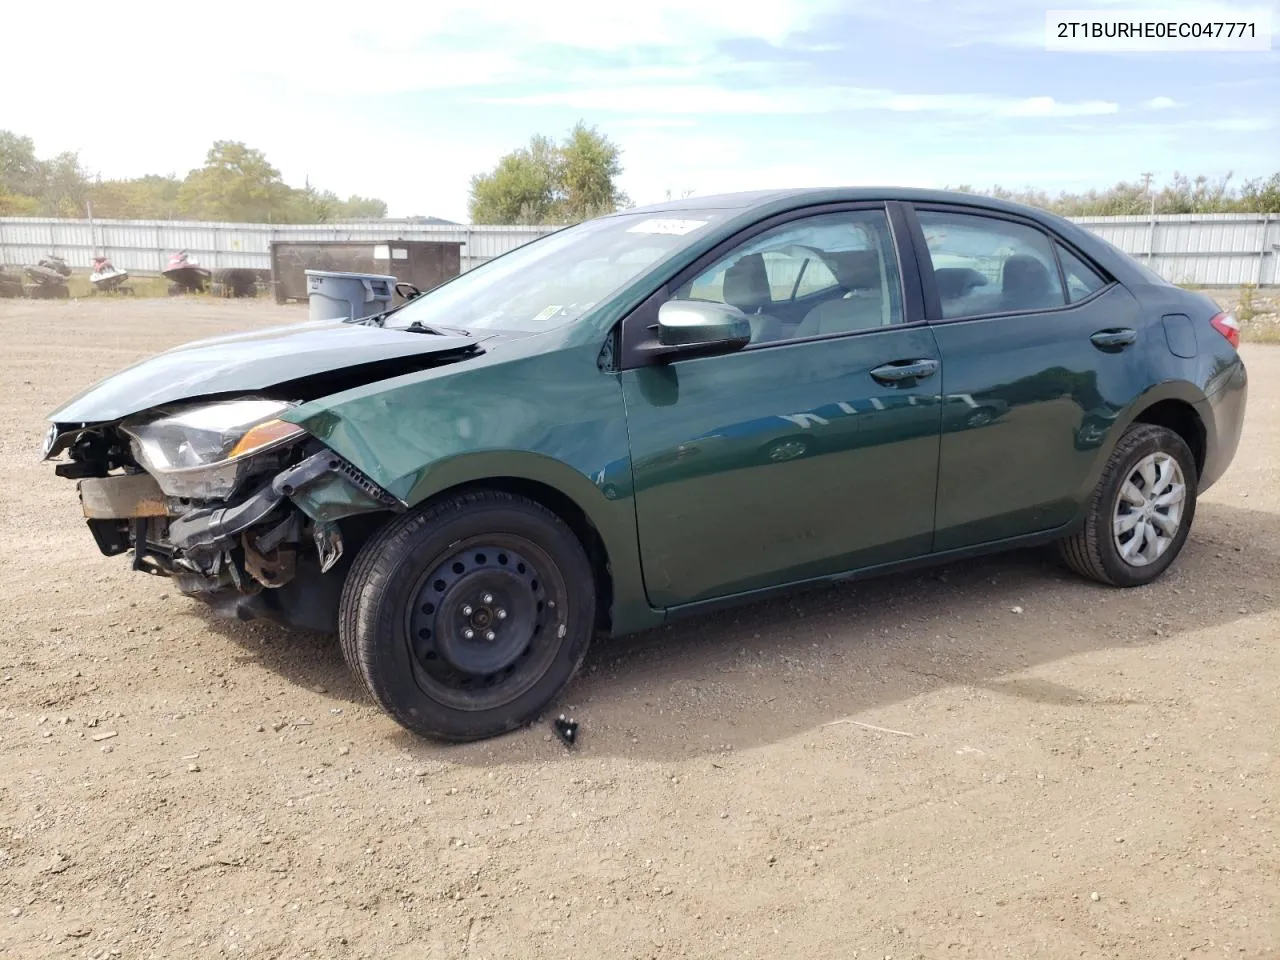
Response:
[653, 300, 752, 358]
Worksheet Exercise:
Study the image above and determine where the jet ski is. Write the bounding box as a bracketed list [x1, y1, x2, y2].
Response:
[162, 250, 211, 294]
[24, 254, 71, 299]
[90, 256, 132, 294]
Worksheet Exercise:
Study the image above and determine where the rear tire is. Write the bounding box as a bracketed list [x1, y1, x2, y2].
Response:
[1058, 423, 1197, 587]
[339, 490, 595, 742]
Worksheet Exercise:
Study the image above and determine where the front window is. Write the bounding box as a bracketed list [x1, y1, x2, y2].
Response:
[670, 209, 904, 343]
[387, 211, 726, 333]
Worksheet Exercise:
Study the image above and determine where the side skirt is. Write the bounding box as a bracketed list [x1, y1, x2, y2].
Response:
[658, 521, 1079, 626]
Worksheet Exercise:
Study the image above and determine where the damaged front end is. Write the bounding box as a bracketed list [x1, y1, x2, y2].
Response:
[45, 399, 402, 633]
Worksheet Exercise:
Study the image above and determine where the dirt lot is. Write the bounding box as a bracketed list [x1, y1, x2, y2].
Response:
[1, 297, 1277, 960]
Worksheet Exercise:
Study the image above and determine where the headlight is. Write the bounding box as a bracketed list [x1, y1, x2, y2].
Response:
[41, 423, 59, 460]
[121, 399, 306, 499]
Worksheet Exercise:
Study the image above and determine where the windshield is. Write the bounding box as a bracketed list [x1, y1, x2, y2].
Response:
[388, 211, 726, 333]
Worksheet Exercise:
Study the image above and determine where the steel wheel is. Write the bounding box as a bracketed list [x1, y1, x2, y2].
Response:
[339, 490, 595, 741]
[406, 536, 565, 712]
[1112, 452, 1186, 567]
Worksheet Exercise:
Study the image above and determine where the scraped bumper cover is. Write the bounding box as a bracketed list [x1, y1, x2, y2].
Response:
[79, 473, 168, 519]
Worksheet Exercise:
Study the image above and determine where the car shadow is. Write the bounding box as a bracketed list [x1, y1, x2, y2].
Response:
[187, 611, 368, 706]
[194, 500, 1279, 760]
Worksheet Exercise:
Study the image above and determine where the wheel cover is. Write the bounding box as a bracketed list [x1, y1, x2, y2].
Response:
[405, 535, 567, 712]
[1112, 452, 1187, 568]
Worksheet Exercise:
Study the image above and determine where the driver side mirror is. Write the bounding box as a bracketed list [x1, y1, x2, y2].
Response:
[642, 299, 751, 363]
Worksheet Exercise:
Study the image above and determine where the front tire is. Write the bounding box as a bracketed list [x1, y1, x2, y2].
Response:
[339, 491, 595, 741]
[1058, 423, 1197, 587]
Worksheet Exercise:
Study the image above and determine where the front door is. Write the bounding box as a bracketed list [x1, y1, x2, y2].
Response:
[619, 206, 943, 608]
[909, 205, 1151, 551]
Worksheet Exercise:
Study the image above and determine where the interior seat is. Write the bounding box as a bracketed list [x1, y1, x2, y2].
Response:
[721, 253, 782, 344]
[793, 250, 886, 338]
[1000, 255, 1060, 312]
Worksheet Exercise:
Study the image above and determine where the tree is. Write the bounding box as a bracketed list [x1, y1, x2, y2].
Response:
[0, 131, 44, 198]
[87, 175, 184, 219]
[39, 151, 91, 217]
[953, 171, 1280, 216]
[333, 194, 388, 219]
[177, 141, 295, 222]
[1238, 173, 1280, 213]
[0, 131, 392, 222]
[559, 122, 629, 221]
[278, 186, 388, 222]
[469, 134, 563, 225]
[468, 123, 629, 225]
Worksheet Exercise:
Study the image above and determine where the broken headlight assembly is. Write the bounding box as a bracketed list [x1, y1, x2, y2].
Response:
[120, 399, 307, 500]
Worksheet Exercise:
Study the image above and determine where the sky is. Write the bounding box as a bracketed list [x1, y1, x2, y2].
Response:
[2, 0, 1276, 222]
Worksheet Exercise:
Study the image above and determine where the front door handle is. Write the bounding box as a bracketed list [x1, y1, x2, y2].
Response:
[870, 358, 939, 386]
[1090, 328, 1137, 351]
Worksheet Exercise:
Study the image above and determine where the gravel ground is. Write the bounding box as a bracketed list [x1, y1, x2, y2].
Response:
[1, 297, 1277, 960]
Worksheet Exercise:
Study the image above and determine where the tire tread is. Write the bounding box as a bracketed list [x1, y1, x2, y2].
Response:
[338, 489, 593, 741]
[1057, 422, 1194, 586]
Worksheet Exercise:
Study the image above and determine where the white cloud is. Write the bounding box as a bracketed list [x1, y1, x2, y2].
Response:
[1206, 117, 1274, 132]
[485, 85, 1119, 118]
[0, 0, 1269, 221]
[885, 93, 1118, 117]
[608, 118, 701, 130]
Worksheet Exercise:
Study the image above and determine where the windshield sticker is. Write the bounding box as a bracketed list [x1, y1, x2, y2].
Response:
[626, 218, 708, 236]
[530, 305, 564, 323]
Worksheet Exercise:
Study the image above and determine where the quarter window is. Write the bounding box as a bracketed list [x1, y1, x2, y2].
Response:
[1056, 243, 1107, 302]
[918, 211, 1066, 319]
[671, 210, 904, 344]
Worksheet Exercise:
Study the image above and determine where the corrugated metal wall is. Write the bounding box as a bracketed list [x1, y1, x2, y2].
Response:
[0, 218, 557, 276]
[0, 213, 1276, 286]
[1073, 213, 1277, 286]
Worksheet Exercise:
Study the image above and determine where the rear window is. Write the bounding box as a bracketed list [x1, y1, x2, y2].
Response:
[1056, 244, 1107, 302]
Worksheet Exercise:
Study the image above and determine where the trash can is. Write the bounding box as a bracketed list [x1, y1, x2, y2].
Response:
[305, 269, 397, 322]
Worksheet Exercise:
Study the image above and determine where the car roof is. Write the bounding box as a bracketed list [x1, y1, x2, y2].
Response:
[610, 186, 1131, 279]
[619, 186, 1073, 227]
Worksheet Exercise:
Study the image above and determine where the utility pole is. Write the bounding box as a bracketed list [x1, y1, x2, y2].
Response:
[1140, 171, 1156, 215]
[1141, 171, 1157, 263]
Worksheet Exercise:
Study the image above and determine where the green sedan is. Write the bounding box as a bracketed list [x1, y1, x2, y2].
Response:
[44, 188, 1248, 741]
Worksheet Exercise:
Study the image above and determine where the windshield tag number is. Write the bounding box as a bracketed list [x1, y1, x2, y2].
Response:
[626, 218, 708, 236]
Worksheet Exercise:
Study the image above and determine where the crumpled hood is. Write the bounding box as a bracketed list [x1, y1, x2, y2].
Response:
[48, 318, 481, 423]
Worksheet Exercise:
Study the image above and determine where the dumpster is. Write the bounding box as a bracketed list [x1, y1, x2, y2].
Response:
[305, 269, 397, 322]
[274, 241, 462, 304]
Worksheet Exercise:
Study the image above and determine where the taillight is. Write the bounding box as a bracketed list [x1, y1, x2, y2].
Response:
[1209, 311, 1240, 349]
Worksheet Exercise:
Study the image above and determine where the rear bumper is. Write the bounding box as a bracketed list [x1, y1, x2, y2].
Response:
[1196, 358, 1247, 494]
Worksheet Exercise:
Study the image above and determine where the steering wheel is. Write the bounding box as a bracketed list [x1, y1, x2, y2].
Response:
[395, 281, 422, 301]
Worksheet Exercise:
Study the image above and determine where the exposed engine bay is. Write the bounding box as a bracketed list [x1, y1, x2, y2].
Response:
[45, 398, 403, 633]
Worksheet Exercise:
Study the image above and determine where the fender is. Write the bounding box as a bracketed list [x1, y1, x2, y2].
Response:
[285, 341, 663, 636]
[399, 449, 659, 635]
[1065, 378, 1209, 529]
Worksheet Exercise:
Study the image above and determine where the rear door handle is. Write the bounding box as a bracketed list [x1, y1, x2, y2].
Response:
[870, 358, 939, 386]
[1090, 328, 1137, 351]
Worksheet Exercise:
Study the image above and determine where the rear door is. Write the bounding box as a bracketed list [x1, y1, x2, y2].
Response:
[905, 203, 1150, 551]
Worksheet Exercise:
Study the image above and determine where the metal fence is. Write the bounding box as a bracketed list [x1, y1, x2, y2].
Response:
[0, 218, 555, 276]
[0, 212, 1276, 286]
[1073, 213, 1277, 287]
